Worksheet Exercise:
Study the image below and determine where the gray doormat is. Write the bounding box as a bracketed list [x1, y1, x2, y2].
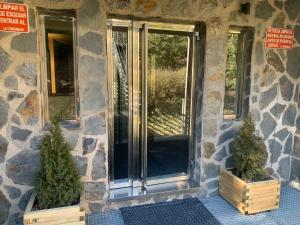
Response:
[120, 198, 221, 225]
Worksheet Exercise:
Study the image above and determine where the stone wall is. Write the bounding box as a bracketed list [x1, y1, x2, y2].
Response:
[0, 0, 300, 224]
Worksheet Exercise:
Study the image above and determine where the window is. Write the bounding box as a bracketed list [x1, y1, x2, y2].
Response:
[40, 11, 78, 123]
[224, 27, 253, 120]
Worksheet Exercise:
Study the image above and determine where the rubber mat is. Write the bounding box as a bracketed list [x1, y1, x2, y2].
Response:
[120, 198, 221, 225]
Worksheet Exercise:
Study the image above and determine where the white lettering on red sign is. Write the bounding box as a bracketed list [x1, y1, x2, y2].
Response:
[266, 28, 294, 49]
[0, 2, 29, 33]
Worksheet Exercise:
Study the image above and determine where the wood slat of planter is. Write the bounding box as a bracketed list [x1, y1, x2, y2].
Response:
[219, 188, 246, 213]
[219, 180, 244, 198]
[219, 169, 280, 215]
[220, 170, 247, 190]
[23, 193, 85, 225]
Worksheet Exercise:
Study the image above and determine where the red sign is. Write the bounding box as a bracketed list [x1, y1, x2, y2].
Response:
[0, 2, 29, 33]
[266, 28, 294, 49]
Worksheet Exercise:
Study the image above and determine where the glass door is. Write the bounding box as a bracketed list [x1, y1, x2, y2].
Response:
[108, 19, 195, 191]
[145, 29, 193, 185]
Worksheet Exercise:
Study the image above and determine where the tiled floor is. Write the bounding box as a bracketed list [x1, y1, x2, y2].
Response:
[86, 186, 300, 225]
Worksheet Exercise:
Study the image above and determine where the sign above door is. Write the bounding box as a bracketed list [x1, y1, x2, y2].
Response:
[0, 2, 29, 33]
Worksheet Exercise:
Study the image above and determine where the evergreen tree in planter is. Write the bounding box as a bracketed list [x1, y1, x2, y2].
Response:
[233, 117, 268, 182]
[219, 117, 280, 214]
[35, 115, 81, 209]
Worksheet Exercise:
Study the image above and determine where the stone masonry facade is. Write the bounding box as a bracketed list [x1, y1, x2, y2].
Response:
[0, 0, 300, 224]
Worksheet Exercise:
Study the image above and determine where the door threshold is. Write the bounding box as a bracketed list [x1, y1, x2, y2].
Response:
[109, 179, 201, 202]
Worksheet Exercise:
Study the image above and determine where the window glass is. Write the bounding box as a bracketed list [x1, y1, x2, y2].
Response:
[224, 28, 253, 120]
[44, 16, 77, 121]
[224, 32, 239, 120]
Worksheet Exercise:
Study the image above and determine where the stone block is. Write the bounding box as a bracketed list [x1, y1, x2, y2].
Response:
[203, 162, 220, 180]
[11, 126, 32, 141]
[218, 126, 239, 145]
[279, 75, 294, 101]
[287, 47, 300, 79]
[260, 65, 276, 87]
[84, 182, 106, 201]
[268, 139, 282, 163]
[83, 114, 106, 135]
[107, 0, 130, 10]
[16, 90, 39, 125]
[11, 114, 21, 126]
[74, 156, 88, 176]
[274, 128, 290, 142]
[266, 50, 285, 73]
[284, 133, 293, 154]
[202, 119, 217, 137]
[214, 146, 227, 162]
[0, 47, 12, 74]
[0, 135, 8, 163]
[30, 135, 43, 151]
[79, 31, 103, 55]
[204, 91, 222, 116]
[88, 202, 104, 213]
[270, 103, 286, 118]
[291, 158, 300, 181]
[203, 142, 215, 159]
[83, 137, 97, 155]
[16, 63, 37, 87]
[11, 32, 37, 53]
[92, 150, 106, 180]
[0, 191, 11, 224]
[255, 0, 275, 20]
[4, 185, 21, 200]
[259, 84, 277, 110]
[162, 0, 189, 17]
[135, 0, 159, 15]
[255, 41, 264, 65]
[260, 112, 277, 139]
[293, 136, 300, 158]
[78, 0, 101, 29]
[284, 0, 300, 20]
[4, 76, 18, 90]
[0, 97, 9, 129]
[277, 157, 291, 180]
[17, 189, 32, 211]
[7, 92, 24, 101]
[272, 12, 285, 28]
[82, 82, 106, 113]
[79, 55, 106, 83]
[282, 104, 297, 127]
[6, 150, 40, 186]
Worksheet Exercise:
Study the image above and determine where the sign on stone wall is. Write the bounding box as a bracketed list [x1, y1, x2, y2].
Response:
[265, 28, 294, 49]
[0, 2, 29, 33]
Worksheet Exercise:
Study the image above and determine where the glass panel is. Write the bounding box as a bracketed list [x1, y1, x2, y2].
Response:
[45, 17, 76, 121]
[224, 32, 239, 120]
[147, 30, 191, 178]
[112, 27, 129, 180]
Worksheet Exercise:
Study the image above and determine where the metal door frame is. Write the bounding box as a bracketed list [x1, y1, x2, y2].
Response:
[107, 19, 196, 190]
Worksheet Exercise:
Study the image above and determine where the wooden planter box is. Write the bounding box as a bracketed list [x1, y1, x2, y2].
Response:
[23, 193, 85, 225]
[219, 169, 281, 215]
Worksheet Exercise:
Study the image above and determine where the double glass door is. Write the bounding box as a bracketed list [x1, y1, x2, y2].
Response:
[108, 19, 195, 191]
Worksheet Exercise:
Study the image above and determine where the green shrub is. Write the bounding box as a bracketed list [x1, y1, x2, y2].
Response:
[35, 115, 81, 209]
[233, 117, 268, 182]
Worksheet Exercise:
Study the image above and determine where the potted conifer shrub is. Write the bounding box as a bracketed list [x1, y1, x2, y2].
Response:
[23, 116, 85, 225]
[219, 117, 281, 215]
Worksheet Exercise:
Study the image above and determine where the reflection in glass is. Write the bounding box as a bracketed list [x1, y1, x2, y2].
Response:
[112, 27, 129, 180]
[224, 32, 239, 120]
[147, 31, 191, 178]
[45, 17, 76, 120]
